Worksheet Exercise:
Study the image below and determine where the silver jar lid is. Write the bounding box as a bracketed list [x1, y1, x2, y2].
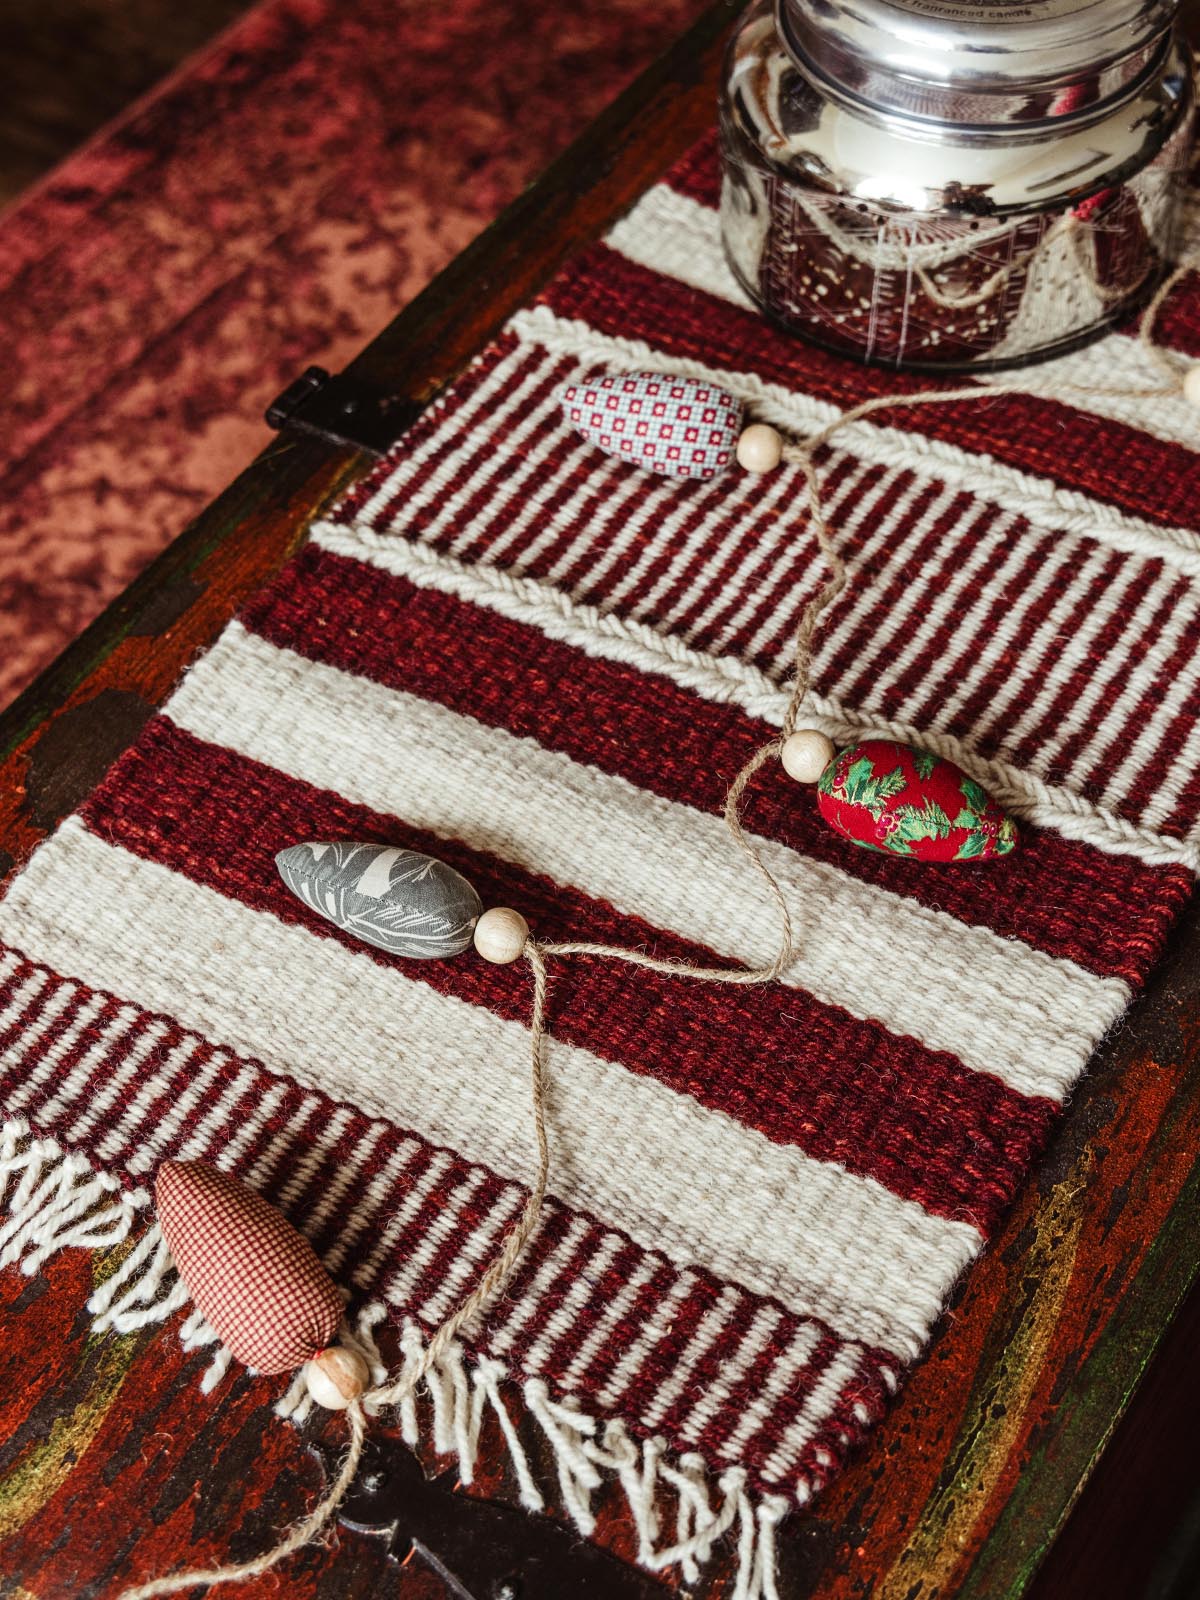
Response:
[776, 0, 1181, 124]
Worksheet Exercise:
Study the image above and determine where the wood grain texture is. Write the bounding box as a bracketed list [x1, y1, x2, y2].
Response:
[1, 0, 1199, 1593]
[0, 0, 251, 204]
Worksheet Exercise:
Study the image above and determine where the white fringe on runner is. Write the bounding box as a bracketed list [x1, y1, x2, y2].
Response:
[0, 1116, 144, 1275]
[0, 1117, 790, 1600]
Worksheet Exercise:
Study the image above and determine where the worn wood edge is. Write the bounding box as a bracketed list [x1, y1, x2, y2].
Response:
[1006, 1177, 1200, 1594]
[958, 901, 1200, 1598]
[1021, 1225, 1200, 1600]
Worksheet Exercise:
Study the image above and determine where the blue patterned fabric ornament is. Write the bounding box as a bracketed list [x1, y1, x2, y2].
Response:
[276, 842, 482, 959]
[560, 371, 743, 480]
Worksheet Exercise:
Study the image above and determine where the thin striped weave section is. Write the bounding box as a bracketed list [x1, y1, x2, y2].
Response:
[0, 131, 1197, 1517]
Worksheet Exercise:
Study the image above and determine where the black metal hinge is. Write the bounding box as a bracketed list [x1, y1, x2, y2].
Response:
[265, 366, 418, 457]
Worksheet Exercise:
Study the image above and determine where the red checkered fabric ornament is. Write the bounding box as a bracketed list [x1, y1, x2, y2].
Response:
[560, 370, 743, 480]
[155, 1160, 343, 1373]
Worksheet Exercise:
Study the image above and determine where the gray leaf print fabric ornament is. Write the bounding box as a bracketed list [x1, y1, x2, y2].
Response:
[276, 842, 482, 959]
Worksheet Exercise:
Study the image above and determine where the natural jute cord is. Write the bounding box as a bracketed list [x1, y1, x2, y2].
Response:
[118, 261, 1197, 1598]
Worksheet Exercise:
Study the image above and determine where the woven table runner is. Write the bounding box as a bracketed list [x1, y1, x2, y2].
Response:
[1, 130, 1198, 1591]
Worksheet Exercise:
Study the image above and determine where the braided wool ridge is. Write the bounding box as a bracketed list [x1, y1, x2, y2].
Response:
[510, 306, 1200, 577]
[312, 525, 1200, 871]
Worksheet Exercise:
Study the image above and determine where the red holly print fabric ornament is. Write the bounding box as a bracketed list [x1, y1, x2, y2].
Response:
[560, 371, 744, 480]
[815, 738, 1017, 862]
[156, 1160, 344, 1373]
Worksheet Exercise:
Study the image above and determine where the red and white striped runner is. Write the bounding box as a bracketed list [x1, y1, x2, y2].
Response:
[0, 130, 1197, 1583]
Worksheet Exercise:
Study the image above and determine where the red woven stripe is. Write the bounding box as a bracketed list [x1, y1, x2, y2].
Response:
[600, 468, 750, 617]
[1, 991, 124, 1119]
[540, 243, 1200, 534]
[615, 1274, 746, 1419]
[369, 345, 574, 544]
[917, 536, 1112, 750]
[1086, 588, 1200, 803]
[858, 499, 1011, 722]
[668, 457, 856, 643]
[940, 536, 1082, 743]
[495, 1216, 611, 1363]
[571, 1256, 680, 1396]
[237, 543, 1192, 980]
[79, 716, 1053, 1231]
[445, 362, 582, 543]
[1007, 555, 1161, 775]
[1163, 749, 1200, 838]
[3, 983, 89, 1083]
[649, 1286, 763, 1435]
[1048, 571, 1189, 791]
[821, 478, 972, 691]
[0, 996, 143, 1122]
[123, 1037, 225, 1158]
[520, 1232, 646, 1378]
[240, 1081, 316, 1186]
[717, 457, 872, 663]
[0, 968, 59, 1060]
[387, 1157, 489, 1291]
[787, 1345, 884, 1492]
[490, 1203, 580, 1316]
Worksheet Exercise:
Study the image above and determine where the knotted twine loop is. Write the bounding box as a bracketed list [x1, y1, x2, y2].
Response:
[117, 262, 1198, 1599]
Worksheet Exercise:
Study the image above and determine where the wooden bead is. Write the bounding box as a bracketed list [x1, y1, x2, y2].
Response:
[473, 906, 530, 964]
[1183, 365, 1200, 409]
[736, 423, 784, 473]
[781, 729, 837, 784]
[305, 1346, 370, 1410]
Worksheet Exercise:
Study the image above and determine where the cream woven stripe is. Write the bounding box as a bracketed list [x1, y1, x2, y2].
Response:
[165, 621, 1128, 1093]
[606, 181, 1200, 451]
[508, 306, 1200, 576]
[0, 819, 982, 1359]
[312, 523, 1200, 873]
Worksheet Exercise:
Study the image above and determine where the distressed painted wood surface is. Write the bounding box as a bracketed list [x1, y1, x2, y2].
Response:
[1, 1, 1199, 1593]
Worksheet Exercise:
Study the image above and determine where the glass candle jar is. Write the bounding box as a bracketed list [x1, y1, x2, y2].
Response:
[719, 0, 1196, 370]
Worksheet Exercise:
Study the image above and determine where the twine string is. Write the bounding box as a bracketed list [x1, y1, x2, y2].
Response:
[370, 940, 552, 1406]
[118, 1403, 368, 1600]
[117, 263, 1196, 1599]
